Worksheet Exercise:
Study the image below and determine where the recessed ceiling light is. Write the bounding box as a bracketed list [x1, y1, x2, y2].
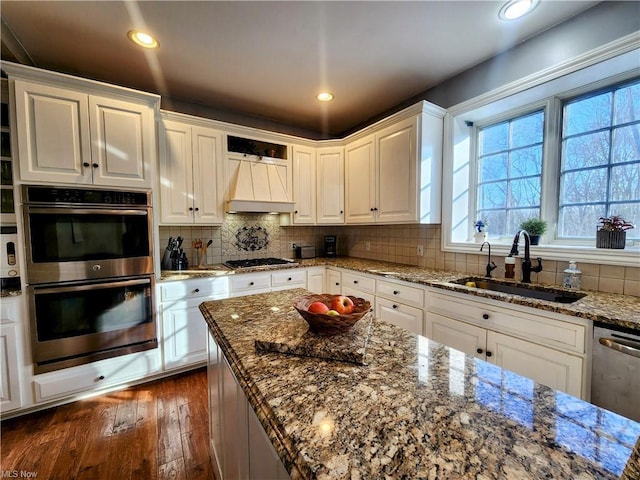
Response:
[499, 0, 538, 20]
[317, 92, 334, 102]
[127, 30, 159, 49]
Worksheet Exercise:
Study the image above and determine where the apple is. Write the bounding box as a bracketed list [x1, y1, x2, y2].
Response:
[331, 295, 355, 314]
[326, 310, 340, 316]
[308, 301, 329, 314]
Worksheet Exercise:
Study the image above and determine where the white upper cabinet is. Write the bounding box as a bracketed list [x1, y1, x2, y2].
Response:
[291, 145, 316, 224]
[316, 146, 344, 224]
[344, 134, 376, 223]
[344, 102, 444, 224]
[159, 116, 224, 224]
[376, 117, 417, 223]
[12, 77, 156, 188]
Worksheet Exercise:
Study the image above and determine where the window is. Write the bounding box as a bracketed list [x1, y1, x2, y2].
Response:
[559, 80, 640, 239]
[477, 110, 544, 238]
[470, 78, 639, 244]
[443, 44, 639, 264]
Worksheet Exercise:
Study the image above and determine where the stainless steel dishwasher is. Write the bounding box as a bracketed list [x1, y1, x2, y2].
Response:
[591, 323, 640, 421]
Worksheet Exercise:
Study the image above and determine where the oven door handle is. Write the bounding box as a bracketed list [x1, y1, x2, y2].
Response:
[599, 337, 640, 359]
[26, 207, 149, 216]
[34, 278, 151, 294]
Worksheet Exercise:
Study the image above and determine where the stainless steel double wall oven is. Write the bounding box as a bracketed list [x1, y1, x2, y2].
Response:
[22, 185, 157, 373]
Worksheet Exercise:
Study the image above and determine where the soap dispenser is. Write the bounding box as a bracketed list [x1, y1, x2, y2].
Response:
[563, 261, 582, 290]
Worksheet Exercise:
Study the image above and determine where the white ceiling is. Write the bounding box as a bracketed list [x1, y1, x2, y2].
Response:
[1, 1, 600, 137]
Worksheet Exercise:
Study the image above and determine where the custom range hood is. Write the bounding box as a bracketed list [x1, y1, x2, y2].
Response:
[226, 158, 295, 213]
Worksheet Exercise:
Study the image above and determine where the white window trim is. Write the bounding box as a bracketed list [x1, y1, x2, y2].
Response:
[442, 34, 640, 266]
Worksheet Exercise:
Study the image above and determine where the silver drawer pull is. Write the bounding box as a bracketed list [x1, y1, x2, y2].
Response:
[599, 338, 640, 359]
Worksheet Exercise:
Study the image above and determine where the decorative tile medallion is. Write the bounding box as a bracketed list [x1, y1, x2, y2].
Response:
[235, 225, 269, 251]
[221, 213, 281, 259]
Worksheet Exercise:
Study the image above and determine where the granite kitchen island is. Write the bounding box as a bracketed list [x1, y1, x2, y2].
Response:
[199, 288, 640, 479]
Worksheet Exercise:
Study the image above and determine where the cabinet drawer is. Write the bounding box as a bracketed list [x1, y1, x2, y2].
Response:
[271, 270, 307, 290]
[34, 350, 160, 402]
[341, 272, 376, 294]
[427, 291, 586, 354]
[376, 280, 425, 308]
[230, 273, 272, 293]
[376, 297, 423, 335]
[160, 277, 231, 302]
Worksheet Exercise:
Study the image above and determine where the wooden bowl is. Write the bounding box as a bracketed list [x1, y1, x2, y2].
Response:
[293, 294, 371, 335]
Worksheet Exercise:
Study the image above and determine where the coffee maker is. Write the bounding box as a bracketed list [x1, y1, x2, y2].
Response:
[323, 235, 337, 258]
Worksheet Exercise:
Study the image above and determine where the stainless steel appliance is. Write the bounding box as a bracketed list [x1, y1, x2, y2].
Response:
[22, 185, 157, 373]
[0, 225, 20, 293]
[295, 245, 315, 259]
[322, 235, 337, 258]
[0, 226, 19, 279]
[29, 275, 156, 373]
[22, 185, 153, 284]
[591, 323, 640, 421]
[223, 258, 297, 269]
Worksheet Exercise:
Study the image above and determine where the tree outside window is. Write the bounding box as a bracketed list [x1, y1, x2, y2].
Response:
[559, 80, 639, 239]
[476, 110, 544, 238]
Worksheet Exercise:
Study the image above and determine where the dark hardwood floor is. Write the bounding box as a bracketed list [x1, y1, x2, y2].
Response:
[0, 367, 215, 480]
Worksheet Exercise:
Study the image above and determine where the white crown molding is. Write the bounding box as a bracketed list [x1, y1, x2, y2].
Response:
[2, 61, 161, 107]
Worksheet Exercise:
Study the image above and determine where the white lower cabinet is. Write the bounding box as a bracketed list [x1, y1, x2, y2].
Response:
[271, 270, 307, 292]
[375, 278, 425, 335]
[325, 268, 342, 295]
[161, 298, 209, 370]
[487, 330, 583, 397]
[376, 298, 423, 335]
[230, 272, 272, 297]
[425, 289, 588, 399]
[341, 270, 376, 307]
[33, 349, 161, 403]
[160, 277, 231, 371]
[306, 267, 326, 294]
[208, 331, 288, 480]
[0, 322, 22, 412]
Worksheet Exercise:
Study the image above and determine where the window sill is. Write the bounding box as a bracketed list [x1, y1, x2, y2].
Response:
[443, 240, 640, 267]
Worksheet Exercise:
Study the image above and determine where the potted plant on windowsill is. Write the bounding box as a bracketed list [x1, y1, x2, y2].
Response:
[596, 216, 634, 249]
[474, 220, 487, 243]
[519, 218, 547, 245]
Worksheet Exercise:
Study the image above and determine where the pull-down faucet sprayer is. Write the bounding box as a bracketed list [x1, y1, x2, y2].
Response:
[510, 230, 543, 283]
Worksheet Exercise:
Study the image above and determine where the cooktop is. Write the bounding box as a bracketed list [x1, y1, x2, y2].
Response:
[223, 258, 298, 269]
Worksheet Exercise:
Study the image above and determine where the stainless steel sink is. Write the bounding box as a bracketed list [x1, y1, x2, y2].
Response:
[453, 277, 586, 304]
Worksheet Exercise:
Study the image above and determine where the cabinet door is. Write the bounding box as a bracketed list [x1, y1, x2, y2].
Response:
[207, 332, 224, 480]
[344, 134, 375, 223]
[292, 146, 316, 224]
[221, 356, 249, 479]
[230, 273, 272, 297]
[159, 120, 195, 224]
[316, 147, 344, 224]
[248, 406, 289, 480]
[0, 322, 22, 412]
[162, 300, 208, 370]
[13, 80, 92, 184]
[89, 95, 153, 187]
[192, 126, 224, 224]
[306, 268, 326, 294]
[425, 312, 487, 359]
[376, 298, 423, 335]
[486, 331, 583, 397]
[326, 269, 341, 295]
[376, 117, 417, 223]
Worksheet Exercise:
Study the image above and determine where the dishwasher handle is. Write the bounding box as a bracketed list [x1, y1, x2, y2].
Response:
[599, 337, 640, 359]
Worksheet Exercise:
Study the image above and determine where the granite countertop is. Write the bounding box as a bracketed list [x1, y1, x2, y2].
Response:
[199, 288, 640, 480]
[162, 257, 640, 331]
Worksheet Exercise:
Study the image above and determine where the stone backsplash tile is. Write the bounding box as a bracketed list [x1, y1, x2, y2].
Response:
[163, 221, 639, 296]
